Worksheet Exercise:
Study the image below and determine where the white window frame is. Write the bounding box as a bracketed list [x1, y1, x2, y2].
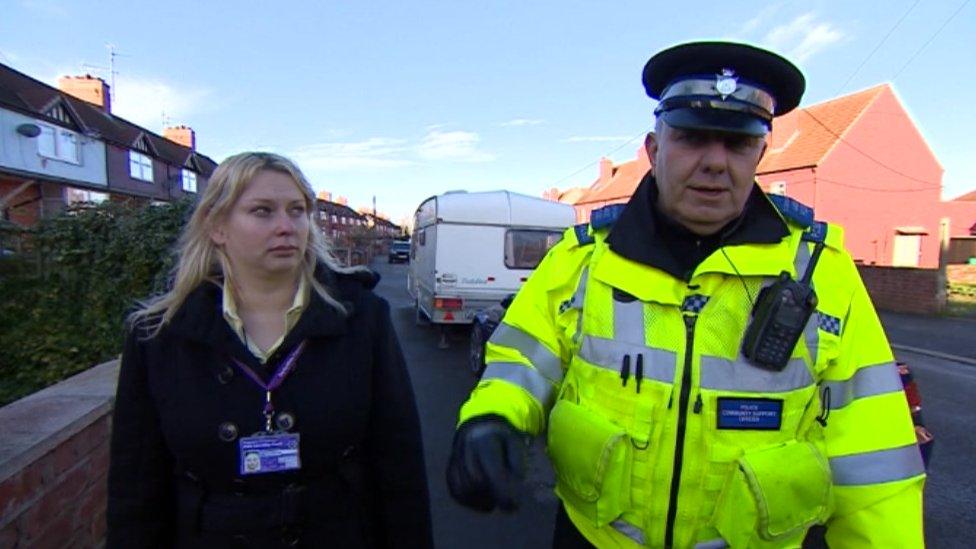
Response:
[181, 169, 198, 193]
[129, 151, 154, 182]
[37, 124, 81, 164]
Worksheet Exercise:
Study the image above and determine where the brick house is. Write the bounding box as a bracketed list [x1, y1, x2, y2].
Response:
[755, 84, 943, 268]
[0, 63, 216, 227]
[944, 189, 976, 263]
[564, 84, 949, 269]
[314, 192, 368, 243]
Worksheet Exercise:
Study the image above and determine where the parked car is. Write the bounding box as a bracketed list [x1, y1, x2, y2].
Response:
[469, 293, 515, 376]
[388, 240, 411, 263]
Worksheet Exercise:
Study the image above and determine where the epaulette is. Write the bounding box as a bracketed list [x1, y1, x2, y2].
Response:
[801, 221, 827, 244]
[590, 204, 626, 230]
[573, 223, 594, 245]
[768, 194, 813, 229]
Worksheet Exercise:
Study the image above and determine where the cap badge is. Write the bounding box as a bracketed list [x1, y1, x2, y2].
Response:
[715, 69, 738, 99]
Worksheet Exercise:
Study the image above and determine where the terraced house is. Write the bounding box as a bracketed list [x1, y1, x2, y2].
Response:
[0, 63, 217, 228]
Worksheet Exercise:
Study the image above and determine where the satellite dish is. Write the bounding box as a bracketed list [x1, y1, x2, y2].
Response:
[16, 123, 41, 138]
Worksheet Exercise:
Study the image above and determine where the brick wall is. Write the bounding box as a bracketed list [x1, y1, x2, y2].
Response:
[0, 361, 117, 548]
[857, 265, 945, 315]
[0, 415, 110, 546]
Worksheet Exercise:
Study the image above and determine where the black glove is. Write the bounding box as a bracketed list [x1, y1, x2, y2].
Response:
[446, 415, 528, 513]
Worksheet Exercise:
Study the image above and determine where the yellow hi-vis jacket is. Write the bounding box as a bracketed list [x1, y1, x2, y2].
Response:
[458, 202, 925, 548]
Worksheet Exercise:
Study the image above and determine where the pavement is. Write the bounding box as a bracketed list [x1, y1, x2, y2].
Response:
[879, 311, 976, 363]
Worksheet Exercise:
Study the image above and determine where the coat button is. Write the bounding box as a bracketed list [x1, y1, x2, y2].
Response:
[218, 421, 239, 442]
[217, 366, 234, 385]
[275, 412, 296, 431]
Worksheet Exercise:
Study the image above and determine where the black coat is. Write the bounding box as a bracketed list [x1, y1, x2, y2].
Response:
[107, 267, 433, 548]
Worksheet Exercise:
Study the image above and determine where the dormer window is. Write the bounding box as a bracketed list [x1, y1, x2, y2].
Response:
[181, 169, 197, 193]
[129, 151, 153, 182]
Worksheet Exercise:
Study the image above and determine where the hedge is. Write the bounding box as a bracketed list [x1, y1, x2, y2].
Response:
[0, 199, 192, 406]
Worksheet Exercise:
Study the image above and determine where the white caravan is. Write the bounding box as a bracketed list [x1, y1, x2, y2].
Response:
[407, 190, 576, 325]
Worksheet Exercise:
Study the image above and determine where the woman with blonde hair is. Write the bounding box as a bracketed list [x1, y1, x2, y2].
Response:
[107, 152, 433, 548]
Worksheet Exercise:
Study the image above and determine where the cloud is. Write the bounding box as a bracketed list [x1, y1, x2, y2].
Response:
[417, 130, 494, 162]
[18, 0, 69, 17]
[499, 118, 544, 127]
[738, 3, 785, 37]
[110, 75, 213, 131]
[291, 138, 414, 170]
[763, 13, 845, 62]
[0, 49, 20, 64]
[563, 135, 631, 143]
[292, 127, 494, 171]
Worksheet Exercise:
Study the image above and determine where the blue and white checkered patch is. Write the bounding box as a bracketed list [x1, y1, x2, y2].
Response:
[817, 312, 841, 335]
[681, 294, 710, 313]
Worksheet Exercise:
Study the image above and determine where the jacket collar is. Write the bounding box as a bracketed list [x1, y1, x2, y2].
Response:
[166, 265, 349, 353]
[605, 170, 790, 280]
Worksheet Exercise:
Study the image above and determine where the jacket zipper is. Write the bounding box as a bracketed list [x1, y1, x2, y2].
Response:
[664, 314, 697, 549]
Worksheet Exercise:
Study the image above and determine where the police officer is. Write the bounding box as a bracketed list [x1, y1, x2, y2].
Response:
[446, 42, 925, 548]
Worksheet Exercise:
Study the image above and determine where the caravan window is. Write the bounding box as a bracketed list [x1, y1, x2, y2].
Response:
[504, 230, 562, 269]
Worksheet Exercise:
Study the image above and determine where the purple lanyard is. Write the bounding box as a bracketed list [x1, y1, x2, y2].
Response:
[231, 340, 307, 433]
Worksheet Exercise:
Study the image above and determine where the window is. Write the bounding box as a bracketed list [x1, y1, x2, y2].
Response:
[504, 230, 563, 269]
[64, 187, 108, 205]
[129, 151, 153, 182]
[181, 169, 197, 193]
[37, 124, 80, 164]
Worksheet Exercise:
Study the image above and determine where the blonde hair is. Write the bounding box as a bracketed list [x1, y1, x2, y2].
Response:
[129, 151, 363, 337]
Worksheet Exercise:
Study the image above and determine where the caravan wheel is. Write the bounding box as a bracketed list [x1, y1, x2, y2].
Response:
[415, 297, 431, 326]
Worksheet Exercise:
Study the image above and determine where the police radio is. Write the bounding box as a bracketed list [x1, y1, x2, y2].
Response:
[742, 240, 826, 371]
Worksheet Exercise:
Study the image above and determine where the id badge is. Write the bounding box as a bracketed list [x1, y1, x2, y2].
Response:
[239, 432, 301, 475]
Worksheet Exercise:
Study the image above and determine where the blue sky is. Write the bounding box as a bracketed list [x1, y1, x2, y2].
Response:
[2, 0, 973, 223]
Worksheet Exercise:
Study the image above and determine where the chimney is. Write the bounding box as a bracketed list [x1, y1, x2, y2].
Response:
[337, 196, 348, 206]
[598, 157, 613, 185]
[317, 190, 333, 202]
[58, 75, 111, 113]
[637, 144, 652, 172]
[163, 125, 196, 150]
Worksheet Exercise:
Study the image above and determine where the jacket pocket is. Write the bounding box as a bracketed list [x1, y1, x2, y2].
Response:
[547, 398, 631, 528]
[712, 440, 832, 548]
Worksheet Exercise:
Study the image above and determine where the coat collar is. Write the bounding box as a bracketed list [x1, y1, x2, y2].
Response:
[166, 265, 350, 353]
[605, 170, 790, 280]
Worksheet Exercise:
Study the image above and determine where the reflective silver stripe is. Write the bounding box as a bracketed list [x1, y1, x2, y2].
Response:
[572, 266, 589, 309]
[489, 324, 564, 384]
[794, 240, 820, 367]
[794, 239, 812, 278]
[611, 519, 645, 545]
[579, 336, 676, 384]
[830, 444, 925, 486]
[695, 539, 729, 549]
[572, 267, 589, 346]
[613, 298, 645, 344]
[700, 355, 813, 392]
[481, 362, 554, 407]
[823, 362, 903, 410]
[802, 310, 820, 368]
